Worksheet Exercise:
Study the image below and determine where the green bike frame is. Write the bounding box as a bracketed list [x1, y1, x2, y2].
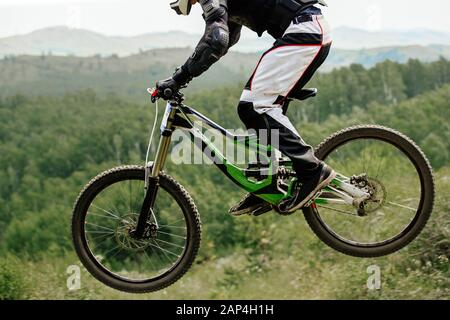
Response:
[150, 100, 371, 206]
[133, 98, 371, 238]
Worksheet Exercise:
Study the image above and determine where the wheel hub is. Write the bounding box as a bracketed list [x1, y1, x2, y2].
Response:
[115, 214, 158, 251]
[351, 175, 387, 215]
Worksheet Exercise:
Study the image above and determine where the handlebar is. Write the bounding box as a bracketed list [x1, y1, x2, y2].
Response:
[147, 87, 184, 104]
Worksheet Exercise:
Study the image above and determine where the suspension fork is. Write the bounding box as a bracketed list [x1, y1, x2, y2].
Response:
[134, 104, 177, 239]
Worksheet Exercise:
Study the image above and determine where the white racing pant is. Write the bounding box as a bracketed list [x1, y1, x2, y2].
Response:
[238, 14, 332, 180]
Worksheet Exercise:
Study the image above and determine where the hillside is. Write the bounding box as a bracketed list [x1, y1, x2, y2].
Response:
[0, 48, 257, 99]
[1, 47, 449, 101]
[328, 45, 450, 68]
[0, 32, 449, 299]
[0, 81, 448, 299]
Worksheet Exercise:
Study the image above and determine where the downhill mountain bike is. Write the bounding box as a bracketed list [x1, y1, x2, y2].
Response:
[72, 87, 435, 293]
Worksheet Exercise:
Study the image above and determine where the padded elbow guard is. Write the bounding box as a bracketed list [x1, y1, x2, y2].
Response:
[184, 22, 230, 77]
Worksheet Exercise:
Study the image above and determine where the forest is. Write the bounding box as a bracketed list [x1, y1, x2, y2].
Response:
[0, 58, 449, 299]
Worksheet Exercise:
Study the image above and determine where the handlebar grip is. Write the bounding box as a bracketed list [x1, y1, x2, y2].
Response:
[164, 88, 173, 98]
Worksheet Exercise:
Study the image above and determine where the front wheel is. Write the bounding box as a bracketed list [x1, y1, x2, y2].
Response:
[303, 125, 435, 257]
[72, 165, 201, 293]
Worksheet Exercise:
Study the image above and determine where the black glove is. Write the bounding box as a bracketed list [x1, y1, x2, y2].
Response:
[156, 66, 192, 100]
[156, 77, 179, 100]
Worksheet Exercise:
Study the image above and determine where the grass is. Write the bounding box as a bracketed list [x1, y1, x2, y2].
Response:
[2, 170, 448, 300]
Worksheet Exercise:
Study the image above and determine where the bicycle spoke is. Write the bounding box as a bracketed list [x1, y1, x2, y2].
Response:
[386, 201, 417, 212]
[149, 241, 179, 258]
[362, 139, 367, 174]
[147, 243, 169, 266]
[121, 215, 136, 225]
[374, 156, 385, 180]
[328, 151, 348, 175]
[129, 180, 132, 213]
[164, 217, 186, 226]
[90, 235, 114, 251]
[313, 135, 424, 247]
[142, 247, 157, 271]
[86, 222, 115, 232]
[157, 230, 187, 239]
[91, 204, 121, 220]
[106, 247, 123, 261]
[318, 205, 357, 216]
[155, 238, 185, 250]
[87, 212, 120, 221]
[85, 230, 114, 235]
[88, 233, 114, 242]
[80, 174, 192, 283]
[101, 244, 121, 259]
[382, 205, 407, 216]
[159, 223, 187, 229]
[118, 181, 132, 213]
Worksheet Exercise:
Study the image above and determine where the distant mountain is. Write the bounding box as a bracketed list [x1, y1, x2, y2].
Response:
[1, 26, 450, 58]
[0, 27, 201, 57]
[332, 27, 450, 50]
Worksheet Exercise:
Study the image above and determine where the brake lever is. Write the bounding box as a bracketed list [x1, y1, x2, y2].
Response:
[148, 87, 159, 103]
[147, 87, 184, 104]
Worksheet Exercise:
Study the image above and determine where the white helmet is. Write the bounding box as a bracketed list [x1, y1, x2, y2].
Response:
[170, 0, 192, 15]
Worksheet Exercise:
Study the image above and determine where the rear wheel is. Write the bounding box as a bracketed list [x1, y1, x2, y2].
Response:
[72, 165, 201, 293]
[303, 125, 435, 257]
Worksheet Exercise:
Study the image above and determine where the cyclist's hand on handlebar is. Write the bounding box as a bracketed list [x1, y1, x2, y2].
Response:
[156, 77, 180, 101]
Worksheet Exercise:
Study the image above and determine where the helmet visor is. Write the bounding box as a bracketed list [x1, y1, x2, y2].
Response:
[170, 0, 192, 15]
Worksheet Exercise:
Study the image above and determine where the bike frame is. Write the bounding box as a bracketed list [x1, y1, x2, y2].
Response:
[135, 98, 370, 237]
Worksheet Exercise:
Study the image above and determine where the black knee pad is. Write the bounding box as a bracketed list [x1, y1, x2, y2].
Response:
[237, 101, 255, 129]
[237, 101, 271, 133]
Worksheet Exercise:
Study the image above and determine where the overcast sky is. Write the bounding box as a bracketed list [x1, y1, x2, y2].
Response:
[0, 0, 450, 38]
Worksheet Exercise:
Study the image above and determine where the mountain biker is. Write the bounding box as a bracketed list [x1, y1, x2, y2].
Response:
[156, 0, 336, 215]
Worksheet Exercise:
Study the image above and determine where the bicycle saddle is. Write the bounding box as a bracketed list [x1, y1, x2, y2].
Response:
[290, 88, 318, 101]
[282, 88, 317, 115]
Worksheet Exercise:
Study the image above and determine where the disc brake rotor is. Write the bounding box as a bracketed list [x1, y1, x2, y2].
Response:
[361, 177, 387, 213]
[115, 214, 156, 251]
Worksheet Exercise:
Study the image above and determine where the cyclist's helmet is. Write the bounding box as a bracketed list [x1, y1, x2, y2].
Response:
[170, 0, 192, 15]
